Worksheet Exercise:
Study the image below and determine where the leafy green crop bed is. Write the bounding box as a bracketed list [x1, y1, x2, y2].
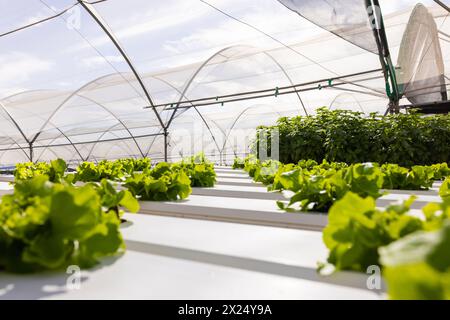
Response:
[235, 156, 449, 213]
[254, 108, 450, 166]
[323, 188, 450, 300]
[1, 154, 216, 274]
[234, 156, 450, 299]
[0, 177, 137, 273]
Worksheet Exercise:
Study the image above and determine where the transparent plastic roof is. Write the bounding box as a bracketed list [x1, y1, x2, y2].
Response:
[0, 0, 449, 165]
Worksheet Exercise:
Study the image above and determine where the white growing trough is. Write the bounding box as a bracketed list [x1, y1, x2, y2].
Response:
[0, 166, 444, 300]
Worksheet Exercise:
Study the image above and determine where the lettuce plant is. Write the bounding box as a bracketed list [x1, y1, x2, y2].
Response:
[0, 176, 125, 273]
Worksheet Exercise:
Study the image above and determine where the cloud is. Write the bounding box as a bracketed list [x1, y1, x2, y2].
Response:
[66, 0, 211, 53]
[81, 55, 125, 68]
[0, 52, 53, 98]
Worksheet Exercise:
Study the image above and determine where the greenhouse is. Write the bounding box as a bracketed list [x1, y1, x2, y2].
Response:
[1, 0, 450, 302]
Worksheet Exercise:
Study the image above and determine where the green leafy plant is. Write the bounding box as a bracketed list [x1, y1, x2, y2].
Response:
[380, 222, 450, 300]
[238, 156, 444, 213]
[87, 179, 140, 219]
[381, 164, 434, 190]
[0, 176, 125, 273]
[430, 163, 450, 180]
[173, 153, 216, 188]
[254, 108, 450, 166]
[439, 178, 450, 201]
[125, 163, 192, 201]
[14, 159, 67, 183]
[74, 160, 126, 182]
[113, 158, 152, 174]
[322, 192, 426, 272]
[232, 157, 245, 169]
[276, 163, 384, 213]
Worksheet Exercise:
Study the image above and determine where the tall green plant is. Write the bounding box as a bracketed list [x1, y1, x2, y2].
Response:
[255, 108, 450, 166]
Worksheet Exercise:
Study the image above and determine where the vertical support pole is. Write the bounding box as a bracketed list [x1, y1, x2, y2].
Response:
[164, 129, 169, 162]
[29, 142, 34, 163]
[366, 0, 400, 114]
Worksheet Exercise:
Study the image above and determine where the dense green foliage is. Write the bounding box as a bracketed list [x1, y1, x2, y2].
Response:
[74, 158, 151, 183]
[118, 153, 216, 201]
[113, 158, 152, 173]
[323, 192, 426, 272]
[0, 155, 217, 273]
[0, 177, 129, 273]
[323, 186, 450, 299]
[73, 155, 216, 189]
[88, 179, 140, 219]
[277, 163, 384, 212]
[173, 154, 216, 188]
[234, 156, 450, 299]
[255, 108, 450, 166]
[381, 164, 435, 190]
[232, 157, 245, 169]
[14, 159, 67, 183]
[237, 156, 447, 213]
[125, 163, 192, 201]
[380, 222, 450, 300]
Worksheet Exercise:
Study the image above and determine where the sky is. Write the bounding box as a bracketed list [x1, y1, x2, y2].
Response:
[0, 0, 441, 99]
[0, 0, 449, 163]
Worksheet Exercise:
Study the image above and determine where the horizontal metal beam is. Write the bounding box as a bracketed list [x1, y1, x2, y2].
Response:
[146, 68, 384, 110]
[164, 75, 385, 110]
[0, 132, 165, 152]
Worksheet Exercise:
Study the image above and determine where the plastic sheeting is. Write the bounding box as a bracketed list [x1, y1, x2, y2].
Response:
[397, 3, 447, 104]
[277, 0, 381, 54]
[0, 0, 449, 165]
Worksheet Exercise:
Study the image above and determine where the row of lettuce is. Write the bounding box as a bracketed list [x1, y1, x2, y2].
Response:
[0, 154, 216, 273]
[234, 156, 449, 212]
[234, 156, 450, 299]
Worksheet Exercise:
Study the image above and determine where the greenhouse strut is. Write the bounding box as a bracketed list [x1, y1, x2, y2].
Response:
[76, 0, 169, 161]
[0, 132, 165, 153]
[145, 68, 384, 110]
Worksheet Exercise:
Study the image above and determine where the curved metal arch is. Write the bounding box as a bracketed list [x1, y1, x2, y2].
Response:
[0, 89, 75, 162]
[167, 44, 312, 128]
[72, 94, 145, 157]
[34, 126, 85, 162]
[20, 78, 145, 157]
[144, 132, 163, 158]
[262, 51, 308, 115]
[162, 45, 310, 162]
[0, 141, 30, 163]
[149, 75, 222, 155]
[329, 92, 365, 114]
[36, 144, 78, 164]
[0, 134, 31, 160]
[76, 0, 165, 130]
[0, 101, 30, 145]
[220, 104, 283, 159]
[85, 122, 138, 161]
[0, 89, 88, 163]
[158, 114, 226, 163]
[100, 138, 138, 162]
[29, 73, 145, 156]
[30, 74, 116, 140]
[166, 45, 253, 128]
